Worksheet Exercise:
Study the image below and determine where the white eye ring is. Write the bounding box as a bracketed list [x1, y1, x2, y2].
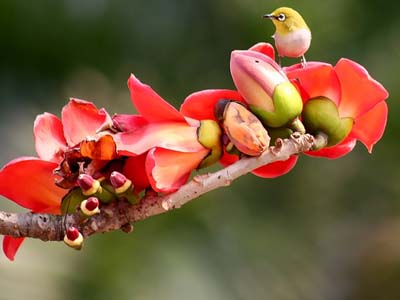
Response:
[277, 13, 286, 21]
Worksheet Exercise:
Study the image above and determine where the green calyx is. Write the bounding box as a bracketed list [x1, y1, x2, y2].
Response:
[249, 82, 303, 128]
[302, 97, 354, 147]
[197, 120, 223, 168]
[61, 187, 86, 214]
[266, 127, 293, 144]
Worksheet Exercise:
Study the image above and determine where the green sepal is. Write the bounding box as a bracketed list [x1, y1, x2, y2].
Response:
[61, 187, 85, 214]
[114, 184, 139, 205]
[302, 97, 354, 146]
[266, 127, 293, 145]
[198, 147, 223, 169]
[119, 192, 139, 205]
[197, 120, 223, 169]
[96, 181, 117, 203]
[250, 82, 303, 128]
[197, 120, 222, 149]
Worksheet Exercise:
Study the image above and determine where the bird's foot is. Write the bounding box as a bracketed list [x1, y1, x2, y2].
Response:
[301, 55, 307, 68]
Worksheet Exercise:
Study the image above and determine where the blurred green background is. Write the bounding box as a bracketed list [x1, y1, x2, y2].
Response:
[0, 0, 399, 299]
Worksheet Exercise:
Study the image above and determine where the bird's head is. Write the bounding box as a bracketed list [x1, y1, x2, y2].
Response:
[263, 7, 309, 35]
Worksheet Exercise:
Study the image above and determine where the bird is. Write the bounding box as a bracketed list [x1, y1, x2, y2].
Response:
[263, 7, 311, 66]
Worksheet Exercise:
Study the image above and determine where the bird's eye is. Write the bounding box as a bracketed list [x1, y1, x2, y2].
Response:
[277, 13, 286, 22]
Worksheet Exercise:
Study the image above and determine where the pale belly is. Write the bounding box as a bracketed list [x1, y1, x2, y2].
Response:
[274, 29, 311, 58]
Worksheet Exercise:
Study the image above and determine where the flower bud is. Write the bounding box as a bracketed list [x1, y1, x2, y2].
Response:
[63, 227, 83, 250]
[61, 187, 85, 214]
[302, 97, 353, 148]
[77, 174, 102, 196]
[215, 100, 270, 156]
[80, 197, 100, 216]
[110, 171, 132, 194]
[197, 120, 222, 168]
[230, 50, 303, 128]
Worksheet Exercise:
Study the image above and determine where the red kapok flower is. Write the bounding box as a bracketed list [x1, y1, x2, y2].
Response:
[114, 74, 222, 193]
[0, 99, 113, 261]
[180, 43, 299, 178]
[285, 59, 389, 158]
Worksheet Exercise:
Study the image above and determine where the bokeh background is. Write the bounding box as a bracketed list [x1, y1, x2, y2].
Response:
[0, 0, 399, 299]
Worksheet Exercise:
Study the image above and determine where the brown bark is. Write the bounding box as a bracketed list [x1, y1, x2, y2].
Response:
[0, 134, 314, 242]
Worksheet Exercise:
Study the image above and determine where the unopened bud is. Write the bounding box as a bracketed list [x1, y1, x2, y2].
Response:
[230, 50, 302, 127]
[80, 197, 100, 216]
[302, 97, 353, 147]
[216, 100, 270, 156]
[110, 171, 132, 194]
[77, 174, 102, 196]
[63, 227, 84, 250]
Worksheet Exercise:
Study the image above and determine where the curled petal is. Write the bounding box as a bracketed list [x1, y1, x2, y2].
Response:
[219, 152, 298, 178]
[305, 135, 357, 159]
[80, 134, 117, 160]
[181, 89, 244, 120]
[3, 236, 25, 261]
[123, 154, 150, 193]
[335, 59, 389, 119]
[0, 157, 65, 212]
[112, 114, 148, 132]
[128, 74, 186, 123]
[146, 148, 209, 193]
[252, 155, 298, 178]
[34, 113, 67, 163]
[115, 122, 205, 155]
[351, 101, 388, 153]
[62, 98, 112, 146]
[285, 62, 341, 105]
[248, 42, 275, 60]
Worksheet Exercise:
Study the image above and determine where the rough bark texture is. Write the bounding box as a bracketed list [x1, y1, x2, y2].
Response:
[0, 134, 314, 242]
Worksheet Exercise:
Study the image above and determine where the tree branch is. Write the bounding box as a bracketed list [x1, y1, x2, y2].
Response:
[0, 133, 314, 243]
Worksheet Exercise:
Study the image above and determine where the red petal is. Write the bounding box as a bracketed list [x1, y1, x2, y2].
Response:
[62, 98, 112, 146]
[128, 74, 186, 123]
[115, 122, 205, 155]
[335, 59, 389, 118]
[34, 113, 67, 163]
[146, 148, 209, 193]
[252, 155, 298, 178]
[305, 136, 357, 159]
[285, 62, 341, 105]
[248, 42, 275, 60]
[181, 89, 244, 120]
[123, 154, 150, 193]
[351, 101, 388, 153]
[112, 114, 148, 132]
[3, 236, 25, 261]
[0, 157, 65, 212]
[220, 151, 297, 178]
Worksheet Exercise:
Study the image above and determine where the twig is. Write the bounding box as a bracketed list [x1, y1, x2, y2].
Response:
[0, 134, 314, 242]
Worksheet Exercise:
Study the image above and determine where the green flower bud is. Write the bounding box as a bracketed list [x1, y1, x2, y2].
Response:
[302, 97, 354, 147]
[197, 119, 223, 168]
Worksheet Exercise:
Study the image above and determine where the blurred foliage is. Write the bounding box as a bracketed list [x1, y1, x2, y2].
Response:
[0, 0, 399, 299]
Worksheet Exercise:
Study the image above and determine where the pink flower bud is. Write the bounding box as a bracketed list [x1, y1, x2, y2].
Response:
[80, 197, 100, 216]
[64, 227, 83, 250]
[110, 171, 132, 194]
[230, 50, 287, 112]
[230, 50, 303, 128]
[77, 174, 101, 196]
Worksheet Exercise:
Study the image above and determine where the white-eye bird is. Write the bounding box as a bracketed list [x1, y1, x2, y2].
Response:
[263, 7, 311, 66]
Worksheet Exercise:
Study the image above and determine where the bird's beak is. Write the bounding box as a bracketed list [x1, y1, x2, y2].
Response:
[263, 13, 276, 20]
